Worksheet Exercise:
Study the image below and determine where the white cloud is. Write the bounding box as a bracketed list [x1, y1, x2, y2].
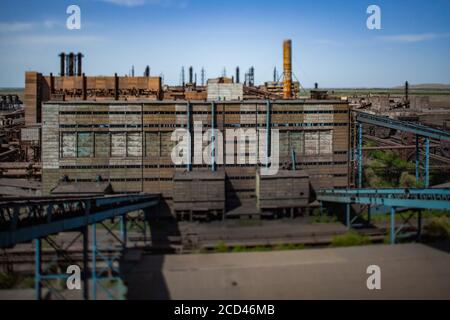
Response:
[3, 35, 104, 46]
[314, 39, 343, 46]
[0, 20, 63, 33]
[98, 0, 188, 8]
[0, 22, 35, 33]
[378, 32, 450, 43]
[99, 0, 147, 6]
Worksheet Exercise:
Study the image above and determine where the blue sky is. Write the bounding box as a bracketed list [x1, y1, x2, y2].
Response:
[0, 0, 449, 88]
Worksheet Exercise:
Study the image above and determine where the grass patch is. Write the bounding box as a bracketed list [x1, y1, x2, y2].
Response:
[330, 231, 371, 247]
[0, 272, 34, 289]
[423, 217, 450, 241]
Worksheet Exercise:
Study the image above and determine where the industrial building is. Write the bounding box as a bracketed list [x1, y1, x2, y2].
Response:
[17, 40, 351, 219]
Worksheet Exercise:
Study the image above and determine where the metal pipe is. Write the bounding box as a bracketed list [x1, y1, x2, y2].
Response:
[77, 53, 83, 76]
[390, 207, 396, 244]
[68, 52, 75, 76]
[358, 123, 363, 188]
[283, 39, 292, 99]
[415, 135, 419, 183]
[236, 67, 240, 84]
[91, 223, 97, 300]
[266, 100, 271, 167]
[189, 66, 193, 84]
[187, 102, 192, 171]
[34, 238, 42, 300]
[59, 53, 66, 77]
[425, 137, 430, 188]
[211, 102, 216, 172]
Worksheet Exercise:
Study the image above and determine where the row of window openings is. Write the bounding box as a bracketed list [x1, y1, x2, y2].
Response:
[59, 162, 349, 170]
[65, 174, 348, 183]
[59, 110, 348, 115]
[60, 123, 348, 128]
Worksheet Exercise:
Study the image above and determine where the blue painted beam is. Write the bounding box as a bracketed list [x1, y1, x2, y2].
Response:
[0, 199, 159, 248]
[317, 188, 450, 211]
[355, 111, 450, 142]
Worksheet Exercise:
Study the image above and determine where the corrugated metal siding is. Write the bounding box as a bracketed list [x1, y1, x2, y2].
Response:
[145, 132, 159, 157]
[111, 133, 126, 157]
[62, 133, 76, 158]
[77, 132, 93, 158]
[127, 132, 142, 157]
[95, 133, 110, 157]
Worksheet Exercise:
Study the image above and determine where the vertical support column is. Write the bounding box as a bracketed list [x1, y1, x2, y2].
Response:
[91, 223, 97, 300]
[357, 122, 363, 188]
[120, 215, 127, 249]
[266, 100, 271, 168]
[417, 210, 422, 242]
[367, 205, 371, 225]
[211, 102, 216, 172]
[187, 102, 192, 171]
[415, 135, 420, 183]
[425, 137, 430, 188]
[346, 203, 351, 230]
[34, 238, 42, 300]
[390, 207, 396, 245]
[82, 226, 89, 300]
[114, 73, 119, 101]
[291, 150, 296, 171]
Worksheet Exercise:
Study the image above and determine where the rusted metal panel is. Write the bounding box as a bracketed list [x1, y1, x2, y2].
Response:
[111, 132, 126, 157]
[77, 132, 93, 157]
[127, 132, 142, 157]
[95, 132, 110, 157]
[62, 132, 76, 158]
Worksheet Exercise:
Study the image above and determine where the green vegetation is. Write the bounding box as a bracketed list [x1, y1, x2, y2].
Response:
[311, 208, 338, 224]
[364, 149, 425, 188]
[423, 217, 450, 241]
[330, 231, 371, 247]
[213, 242, 306, 253]
[0, 272, 34, 289]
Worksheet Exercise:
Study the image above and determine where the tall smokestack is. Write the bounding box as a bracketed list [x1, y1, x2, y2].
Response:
[68, 52, 75, 76]
[77, 53, 83, 76]
[283, 39, 292, 99]
[236, 67, 240, 83]
[189, 66, 193, 84]
[59, 53, 66, 76]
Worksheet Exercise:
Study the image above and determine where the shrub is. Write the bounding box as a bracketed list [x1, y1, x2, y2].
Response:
[424, 217, 450, 241]
[330, 231, 371, 247]
[215, 241, 229, 253]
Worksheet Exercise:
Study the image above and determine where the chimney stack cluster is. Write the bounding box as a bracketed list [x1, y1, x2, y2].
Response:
[59, 52, 84, 77]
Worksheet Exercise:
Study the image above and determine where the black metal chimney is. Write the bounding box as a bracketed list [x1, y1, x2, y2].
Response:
[59, 53, 66, 76]
[68, 52, 75, 76]
[77, 53, 83, 76]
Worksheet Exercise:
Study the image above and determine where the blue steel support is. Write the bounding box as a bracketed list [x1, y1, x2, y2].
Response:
[415, 135, 420, 183]
[120, 215, 127, 249]
[425, 138, 430, 188]
[91, 223, 97, 300]
[211, 102, 216, 172]
[82, 226, 89, 300]
[346, 203, 351, 229]
[358, 122, 363, 188]
[266, 100, 271, 168]
[35, 238, 42, 300]
[367, 206, 371, 225]
[390, 207, 396, 245]
[417, 210, 422, 241]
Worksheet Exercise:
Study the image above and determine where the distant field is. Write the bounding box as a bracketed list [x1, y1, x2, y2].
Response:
[0, 88, 24, 101]
[1, 87, 450, 109]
